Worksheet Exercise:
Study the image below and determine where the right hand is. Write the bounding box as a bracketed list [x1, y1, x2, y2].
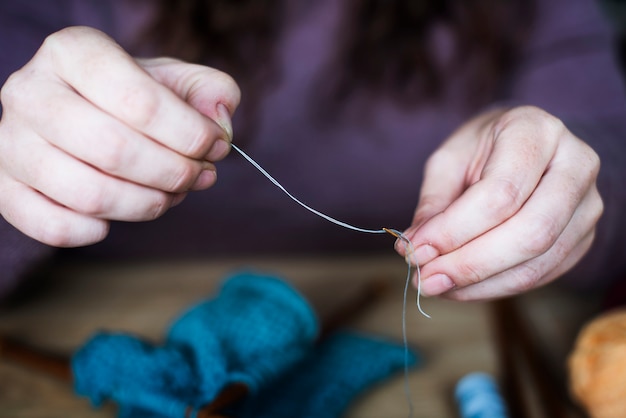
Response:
[0, 26, 241, 247]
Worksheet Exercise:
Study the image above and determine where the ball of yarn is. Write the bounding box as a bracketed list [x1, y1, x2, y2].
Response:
[568, 308, 626, 418]
[455, 372, 508, 418]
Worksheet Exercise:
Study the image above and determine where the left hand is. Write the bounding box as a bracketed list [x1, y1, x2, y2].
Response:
[399, 106, 603, 301]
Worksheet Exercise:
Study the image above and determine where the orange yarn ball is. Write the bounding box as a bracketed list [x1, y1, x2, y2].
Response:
[568, 308, 626, 418]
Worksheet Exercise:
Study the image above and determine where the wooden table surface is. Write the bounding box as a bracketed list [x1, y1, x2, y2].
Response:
[0, 255, 600, 418]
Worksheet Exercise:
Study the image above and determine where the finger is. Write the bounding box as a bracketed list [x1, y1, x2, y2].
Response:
[396, 146, 469, 261]
[411, 133, 477, 227]
[441, 231, 596, 301]
[2, 129, 175, 222]
[139, 57, 241, 142]
[0, 176, 109, 247]
[420, 181, 602, 297]
[17, 78, 216, 193]
[407, 108, 564, 265]
[40, 27, 227, 160]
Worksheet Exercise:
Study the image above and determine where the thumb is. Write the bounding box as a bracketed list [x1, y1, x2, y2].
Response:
[397, 145, 468, 264]
[408, 148, 467, 235]
[139, 58, 241, 140]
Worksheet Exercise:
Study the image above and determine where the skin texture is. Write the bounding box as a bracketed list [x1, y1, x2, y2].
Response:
[0, 27, 241, 247]
[398, 106, 603, 301]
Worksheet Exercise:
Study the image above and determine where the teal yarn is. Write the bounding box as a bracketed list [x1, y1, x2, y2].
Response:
[72, 272, 420, 418]
[72, 333, 203, 415]
[232, 331, 419, 418]
[73, 273, 317, 412]
[166, 273, 318, 396]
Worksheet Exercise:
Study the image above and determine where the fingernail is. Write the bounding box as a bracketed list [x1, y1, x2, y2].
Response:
[420, 274, 455, 297]
[191, 167, 217, 190]
[412, 244, 439, 265]
[216, 103, 233, 141]
[206, 138, 231, 161]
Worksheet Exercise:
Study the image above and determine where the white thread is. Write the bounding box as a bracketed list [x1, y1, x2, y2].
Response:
[231, 144, 386, 235]
[231, 144, 430, 418]
[231, 144, 429, 316]
[384, 229, 430, 319]
[385, 229, 429, 418]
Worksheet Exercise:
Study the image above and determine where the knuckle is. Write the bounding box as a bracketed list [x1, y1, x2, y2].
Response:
[589, 145, 601, 169]
[0, 70, 38, 114]
[589, 151, 601, 179]
[73, 183, 110, 216]
[96, 134, 130, 175]
[117, 84, 161, 130]
[591, 190, 604, 222]
[210, 69, 242, 105]
[163, 161, 198, 192]
[40, 28, 70, 54]
[43, 26, 81, 44]
[486, 178, 524, 219]
[424, 148, 456, 172]
[40, 27, 83, 62]
[507, 105, 562, 127]
[548, 238, 570, 264]
[145, 191, 171, 220]
[0, 72, 24, 106]
[581, 187, 604, 230]
[498, 106, 565, 141]
[455, 262, 484, 286]
[528, 107, 564, 135]
[509, 264, 543, 293]
[184, 122, 213, 158]
[42, 26, 99, 53]
[579, 142, 601, 179]
[519, 213, 560, 256]
[413, 194, 443, 222]
[436, 229, 463, 253]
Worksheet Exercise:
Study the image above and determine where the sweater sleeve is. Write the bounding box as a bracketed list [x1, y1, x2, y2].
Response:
[0, 2, 72, 299]
[0, 221, 54, 299]
[505, 0, 626, 288]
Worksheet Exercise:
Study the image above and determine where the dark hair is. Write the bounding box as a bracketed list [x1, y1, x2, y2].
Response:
[145, 0, 534, 132]
[330, 0, 534, 106]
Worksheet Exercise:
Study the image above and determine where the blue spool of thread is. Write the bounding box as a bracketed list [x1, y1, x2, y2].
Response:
[455, 372, 509, 418]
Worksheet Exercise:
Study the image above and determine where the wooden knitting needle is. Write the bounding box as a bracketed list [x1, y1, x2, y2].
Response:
[491, 298, 572, 418]
[0, 335, 72, 383]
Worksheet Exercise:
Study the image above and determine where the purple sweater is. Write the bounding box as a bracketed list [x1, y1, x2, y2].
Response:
[1, 0, 625, 298]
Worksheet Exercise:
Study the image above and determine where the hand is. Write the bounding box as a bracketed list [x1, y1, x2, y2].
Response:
[399, 106, 603, 301]
[0, 26, 240, 247]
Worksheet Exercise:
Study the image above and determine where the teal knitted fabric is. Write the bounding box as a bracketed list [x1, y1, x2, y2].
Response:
[72, 272, 420, 418]
[231, 331, 417, 418]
